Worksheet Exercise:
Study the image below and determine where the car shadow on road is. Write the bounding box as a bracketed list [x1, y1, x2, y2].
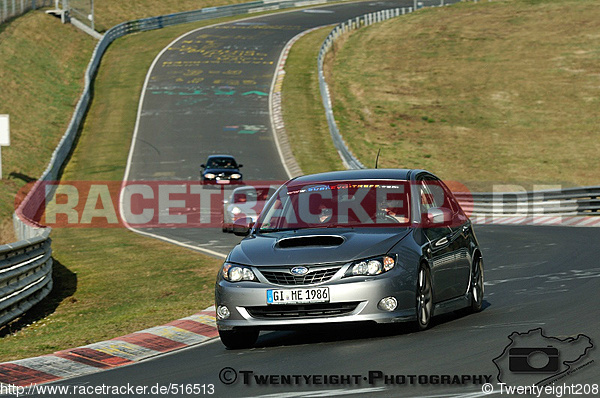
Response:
[252, 300, 492, 349]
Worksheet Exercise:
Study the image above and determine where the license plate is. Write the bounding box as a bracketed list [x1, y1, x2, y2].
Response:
[216, 179, 230, 184]
[267, 288, 329, 305]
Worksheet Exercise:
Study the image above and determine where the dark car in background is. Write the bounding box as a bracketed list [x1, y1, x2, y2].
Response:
[215, 169, 484, 349]
[201, 155, 243, 184]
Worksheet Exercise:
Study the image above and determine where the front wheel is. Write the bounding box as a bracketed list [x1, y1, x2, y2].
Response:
[470, 257, 484, 312]
[415, 264, 433, 331]
[219, 328, 259, 349]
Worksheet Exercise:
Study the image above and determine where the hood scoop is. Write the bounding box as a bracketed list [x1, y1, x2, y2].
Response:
[276, 235, 345, 249]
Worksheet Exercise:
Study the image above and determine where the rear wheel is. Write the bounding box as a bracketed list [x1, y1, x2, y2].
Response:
[416, 264, 433, 330]
[470, 257, 484, 312]
[219, 328, 259, 349]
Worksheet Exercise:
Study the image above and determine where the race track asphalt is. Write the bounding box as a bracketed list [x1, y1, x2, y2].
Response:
[49, 225, 600, 397]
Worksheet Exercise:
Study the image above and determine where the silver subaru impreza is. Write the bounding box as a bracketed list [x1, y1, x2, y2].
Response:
[215, 169, 484, 349]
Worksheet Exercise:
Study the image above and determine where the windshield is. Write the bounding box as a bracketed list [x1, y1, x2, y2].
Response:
[232, 187, 275, 204]
[256, 180, 411, 232]
[207, 157, 237, 169]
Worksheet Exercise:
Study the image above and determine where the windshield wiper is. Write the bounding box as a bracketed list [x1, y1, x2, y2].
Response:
[259, 225, 353, 232]
[257, 227, 299, 233]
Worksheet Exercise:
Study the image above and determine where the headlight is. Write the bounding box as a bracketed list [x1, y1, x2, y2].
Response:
[231, 206, 242, 215]
[222, 262, 256, 282]
[345, 255, 396, 277]
[204, 173, 216, 179]
[230, 173, 242, 179]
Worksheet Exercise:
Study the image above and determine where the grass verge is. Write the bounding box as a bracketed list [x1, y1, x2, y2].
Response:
[0, 13, 96, 243]
[322, 0, 599, 190]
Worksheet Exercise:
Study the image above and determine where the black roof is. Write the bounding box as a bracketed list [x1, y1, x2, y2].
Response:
[290, 169, 425, 185]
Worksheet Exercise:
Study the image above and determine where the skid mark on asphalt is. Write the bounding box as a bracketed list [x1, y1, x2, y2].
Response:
[484, 267, 600, 286]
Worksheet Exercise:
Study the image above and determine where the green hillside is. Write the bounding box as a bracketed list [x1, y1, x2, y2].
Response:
[323, 0, 599, 191]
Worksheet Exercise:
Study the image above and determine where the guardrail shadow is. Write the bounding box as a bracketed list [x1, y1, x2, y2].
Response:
[0, 257, 77, 337]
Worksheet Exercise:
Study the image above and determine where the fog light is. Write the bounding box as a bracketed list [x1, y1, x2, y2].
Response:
[217, 305, 231, 319]
[378, 297, 398, 312]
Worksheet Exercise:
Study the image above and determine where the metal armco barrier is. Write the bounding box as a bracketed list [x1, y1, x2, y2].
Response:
[0, 229, 52, 327]
[456, 186, 600, 217]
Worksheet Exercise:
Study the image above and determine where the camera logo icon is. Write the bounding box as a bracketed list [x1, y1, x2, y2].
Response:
[493, 328, 593, 386]
[508, 346, 559, 373]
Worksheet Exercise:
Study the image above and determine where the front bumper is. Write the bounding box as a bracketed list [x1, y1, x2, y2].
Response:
[203, 178, 243, 185]
[215, 268, 417, 331]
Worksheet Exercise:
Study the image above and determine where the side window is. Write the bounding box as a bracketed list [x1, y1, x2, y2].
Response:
[419, 181, 436, 212]
[425, 179, 468, 228]
[418, 176, 450, 240]
[431, 177, 469, 228]
[421, 178, 445, 211]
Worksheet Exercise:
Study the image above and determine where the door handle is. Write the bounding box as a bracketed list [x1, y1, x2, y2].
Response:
[435, 237, 449, 247]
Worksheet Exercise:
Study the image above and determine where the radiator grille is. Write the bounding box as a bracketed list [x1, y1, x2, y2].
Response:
[247, 302, 360, 319]
[259, 266, 341, 285]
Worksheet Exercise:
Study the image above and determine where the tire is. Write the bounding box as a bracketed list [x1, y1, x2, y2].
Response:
[219, 328, 259, 349]
[470, 257, 484, 313]
[415, 264, 433, 331]
[222, 217, 229, 233]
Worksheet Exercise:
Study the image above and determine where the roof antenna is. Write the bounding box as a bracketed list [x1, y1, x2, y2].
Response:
[375, 148, 381, 169]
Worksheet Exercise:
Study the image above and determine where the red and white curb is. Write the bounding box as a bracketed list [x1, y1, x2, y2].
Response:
[470, 215, 600, 227]
[0, 307, 218, 387]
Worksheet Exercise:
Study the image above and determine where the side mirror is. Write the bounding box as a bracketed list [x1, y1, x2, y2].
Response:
[233, 217, 254, 236]
[200, 164, 206, 168]
[238, 164, 243, 168]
